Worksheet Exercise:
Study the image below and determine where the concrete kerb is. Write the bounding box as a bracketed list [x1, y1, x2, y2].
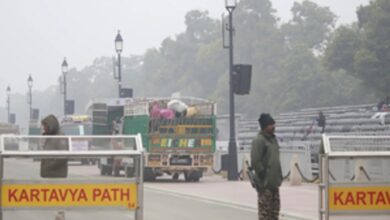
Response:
[145, 186, 315, 220]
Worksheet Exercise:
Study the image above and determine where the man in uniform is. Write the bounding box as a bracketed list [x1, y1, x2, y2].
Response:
[251, 113, 283, 220]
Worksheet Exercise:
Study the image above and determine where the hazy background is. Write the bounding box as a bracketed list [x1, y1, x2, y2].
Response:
[2, 0, 383, 134]
[0, 0, 369, 104]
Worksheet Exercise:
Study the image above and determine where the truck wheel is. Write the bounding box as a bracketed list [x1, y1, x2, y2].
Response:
[193, 170, 203, 182]
[144, 168, 156, 182]
[100, 165, 112, 176]
[192, 175, 200, 182]
[172, 173, 179, 180]
[114, 166, 121, 177]
[81, 159, 89, 165]
[125, 167, 135, 178]
[100, 165, 106, 176]
[106, 166, 113, 176]
[184, 171, 191, 182]
[185, 171, 202, 182]
[90, 159, 97, 165]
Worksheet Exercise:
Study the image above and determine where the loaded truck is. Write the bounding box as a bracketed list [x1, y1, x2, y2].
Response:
[89, 97, 216, 181]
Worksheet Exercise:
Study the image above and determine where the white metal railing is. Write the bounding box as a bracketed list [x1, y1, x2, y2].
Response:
[0, 134, 144, 220]
[319, 134, 390, 220]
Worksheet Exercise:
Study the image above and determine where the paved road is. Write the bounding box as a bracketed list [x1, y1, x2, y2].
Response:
[2, 158, 257, 220]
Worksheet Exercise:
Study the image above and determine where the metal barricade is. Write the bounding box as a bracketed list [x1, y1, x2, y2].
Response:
[319, 135, 390, 220]
[0, 134, 144, 220]
[279, 141, 313, 179]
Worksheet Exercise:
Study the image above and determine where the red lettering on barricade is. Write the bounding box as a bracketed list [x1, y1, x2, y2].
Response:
[101, 189, 110, 201]
[111, 188, 119, 201]
[367, 191, 376, 205]
[19, 189, 29, 202]
[92, 188, 101, 201]
[58, 189, 67, 201]
[386, 192, 390, 204]
[49, 189, 59, 202]
[8, 189, 18, 202]
[79, 189, 88, 202]
[69, 188, 78, 201]
[334, 192, 344, 205]
[345, 192, 355, 205]
[376, 192, 385, 205]
[120, 188, 130, 201]
[356, 192, 366, 205]
[30, 189, 40, 202]
[41, 188, 49, 201]
[2, 183, 137, 209]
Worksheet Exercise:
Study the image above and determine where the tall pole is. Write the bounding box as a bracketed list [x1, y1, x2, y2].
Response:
[29, 87, 32, 119]
[28, 75, 33, 120]
[63, 72, 67, 115]
[61, 58, 68, 115]
[227, 7, 238, 180]
[6, 86, 10, 123]
[115, 30, 123, 98]
[117, 52, 122, 97]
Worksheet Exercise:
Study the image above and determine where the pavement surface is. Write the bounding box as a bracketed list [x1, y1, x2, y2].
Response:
[146, 174, 317, 220]
[146, 174, 390, 220]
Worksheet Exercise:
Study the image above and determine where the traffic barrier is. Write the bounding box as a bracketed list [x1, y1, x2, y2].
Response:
[240, 155, 249, 181]
[319, 135, 390, 220]
[0, 135, 144, 220]
[294, 163, 319, 183]
[353, 159, 369, 182]
[289, 154, 302, 186]
[279, 141, 313, 180]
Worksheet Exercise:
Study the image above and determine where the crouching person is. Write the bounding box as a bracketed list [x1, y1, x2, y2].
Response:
[40, 114, 68, 178]
[251, 113, 283, 220]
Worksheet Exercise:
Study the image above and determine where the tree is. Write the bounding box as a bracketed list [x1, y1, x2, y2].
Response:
[282, 0, 336, 51]
[324, 0, 390, 97]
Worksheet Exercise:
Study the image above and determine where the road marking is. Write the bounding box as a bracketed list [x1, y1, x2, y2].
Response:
[145, 186, 257, 213]
[145, 186, 315, 220]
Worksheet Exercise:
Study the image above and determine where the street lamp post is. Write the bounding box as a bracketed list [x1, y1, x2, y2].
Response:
[6, 85, 11, 123]
[61, 58, 68, 115]
[115, 30, 123, 98]
[225, 0, 239, 180]
[27, 75, 33, 119]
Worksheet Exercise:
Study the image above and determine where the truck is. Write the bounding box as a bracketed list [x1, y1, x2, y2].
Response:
[89, 97, 217, 181]
[60, 114, 95, 165]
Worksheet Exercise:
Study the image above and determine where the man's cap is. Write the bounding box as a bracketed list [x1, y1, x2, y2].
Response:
[258, 113, 275, 130]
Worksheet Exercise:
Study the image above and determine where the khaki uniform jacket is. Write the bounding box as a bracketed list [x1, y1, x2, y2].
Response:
[40, 115, 68, 178]
[250, 131, 282, 189]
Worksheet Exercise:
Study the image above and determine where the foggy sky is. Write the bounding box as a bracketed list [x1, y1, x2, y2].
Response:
[0, 0, 369, 107]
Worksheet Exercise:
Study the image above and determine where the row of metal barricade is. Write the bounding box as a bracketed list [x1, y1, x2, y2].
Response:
[1, 134, 389, 220]
[216, 135, 390, 220]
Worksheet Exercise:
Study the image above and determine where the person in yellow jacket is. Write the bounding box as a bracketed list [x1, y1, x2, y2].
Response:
[251, 113, 282, 220]
[40, 114, 68, 178]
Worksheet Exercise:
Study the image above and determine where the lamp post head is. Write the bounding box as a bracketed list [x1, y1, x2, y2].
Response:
[28, 74, 33, 88]
[6, 85, 11, 95]
[225, 0, 237, 10]
[115, 30, 123, 54]
[61, 57, 68, 74]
